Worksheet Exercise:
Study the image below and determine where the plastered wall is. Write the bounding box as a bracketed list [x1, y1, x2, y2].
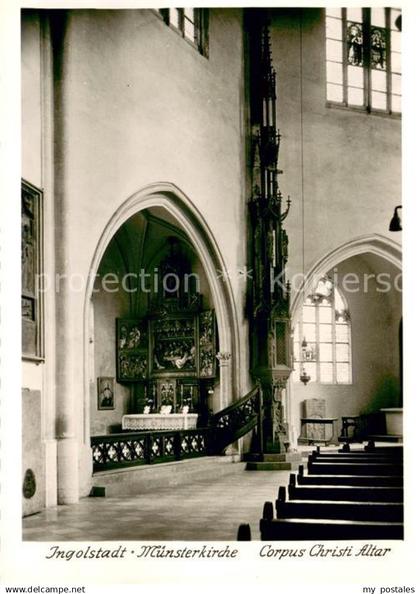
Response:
[290, 254, 402, 438]
[56, 8, 248, 309]
[91, 242, 131, 436]
[22, 10, 42, 188]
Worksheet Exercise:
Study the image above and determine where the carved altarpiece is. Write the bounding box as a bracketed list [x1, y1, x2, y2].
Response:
[116, 240, 217, 424]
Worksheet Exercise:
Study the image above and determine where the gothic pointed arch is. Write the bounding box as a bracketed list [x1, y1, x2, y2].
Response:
[290, 234, 402, 320]
[82, 182, 242, 444]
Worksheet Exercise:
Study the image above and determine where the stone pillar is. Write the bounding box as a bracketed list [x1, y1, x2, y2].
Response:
[217, 351, 240, 456]
[40, 13, 59, 508]
[55, 280, 79, 504]
[216, 351, 232, 411]
[51, 11, 80, 504]
[57, 438, 79, 504]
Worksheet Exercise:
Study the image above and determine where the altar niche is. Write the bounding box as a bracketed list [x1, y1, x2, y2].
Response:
[116, 239, 218, 426]
[116, 311, 217, 423]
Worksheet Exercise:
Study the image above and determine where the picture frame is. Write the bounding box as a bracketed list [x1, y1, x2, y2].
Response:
[21, 179, 44, 361]
[97, 377, 115, 410]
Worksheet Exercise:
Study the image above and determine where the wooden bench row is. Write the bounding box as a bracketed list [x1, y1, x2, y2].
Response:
[309, 448, 403, 462]
[238, 499, 404, 540]
[317, 444, 403, 456]
[275, 483, 403, 520]
[286, 479, 403, 502]
[307, 460, 402, 475]
[309, 453, 403, 463]
[258, 517, 403, 541]
[296, 464, 403, 486]
[237, 444, 404, 540]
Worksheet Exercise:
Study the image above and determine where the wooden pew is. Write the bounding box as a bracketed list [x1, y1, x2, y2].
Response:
[309, 448, 403, 461]
[288, 482, 403, 502]
[317, 444, 403, 455]
[308, 447, 403, 476]
[237, 444, 404, 541]
[276, 499, 403, 522]
[259, 501, 403, 540]
[310, 452, 402, 461]
[364, 442, 403, 453]
[237, 520, 404, 541]
[276, 487, 403, 522]
[259, 517, 403, 540]
[296, 465, 403, 487]
[237, 523, 251, 541]
[309, 452, 403, 463]
[307, 460, 403, 476]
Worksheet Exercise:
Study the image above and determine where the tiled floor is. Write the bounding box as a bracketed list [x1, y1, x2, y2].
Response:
[23, 463, 291, 541]
[23, 443, 400, 542]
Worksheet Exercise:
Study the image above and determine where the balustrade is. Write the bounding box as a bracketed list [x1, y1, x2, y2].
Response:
[90, 385, 262, 472]
[91, 428, 210, 472]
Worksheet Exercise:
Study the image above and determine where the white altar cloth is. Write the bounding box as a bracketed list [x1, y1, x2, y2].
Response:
[122, 413, 198, 431]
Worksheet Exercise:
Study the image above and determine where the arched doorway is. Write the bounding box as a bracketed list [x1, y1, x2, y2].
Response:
[82, 183, 241, 449]
[288, 234, 402, 446]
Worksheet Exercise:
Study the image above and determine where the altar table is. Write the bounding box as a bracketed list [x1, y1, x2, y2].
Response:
[122, 413, 198, 431]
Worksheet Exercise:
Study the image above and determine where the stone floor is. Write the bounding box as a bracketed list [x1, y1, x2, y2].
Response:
[23, 442, 399, 542]
[23, 462, 291, 541]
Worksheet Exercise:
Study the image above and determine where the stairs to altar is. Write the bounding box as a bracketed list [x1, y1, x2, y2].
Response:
[244, 452, 301, 471]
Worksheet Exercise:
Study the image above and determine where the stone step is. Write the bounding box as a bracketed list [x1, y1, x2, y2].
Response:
[92, 455, 244, 496]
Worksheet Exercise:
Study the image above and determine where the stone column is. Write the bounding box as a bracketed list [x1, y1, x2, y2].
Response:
[55, 283, 80, 504]
[216, 351, 232, 411]
[216, 351, 240, 456]
[51, 10, 80, 504]
[40, 13, 59, 507]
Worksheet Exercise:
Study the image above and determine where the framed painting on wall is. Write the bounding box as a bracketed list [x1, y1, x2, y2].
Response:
[97, 377, 115, 410]
[22, 179, 44, 360]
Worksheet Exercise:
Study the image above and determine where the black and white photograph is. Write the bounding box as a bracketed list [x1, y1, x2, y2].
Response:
[0, 0, 419, 591]
[97, 377, 115, 410]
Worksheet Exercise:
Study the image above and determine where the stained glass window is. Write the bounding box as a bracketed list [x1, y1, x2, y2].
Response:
[370, 28, 386, 69]
[326, 8, 401, 114]
[293, 278, 352, 384]
[347, 22, 363, 66]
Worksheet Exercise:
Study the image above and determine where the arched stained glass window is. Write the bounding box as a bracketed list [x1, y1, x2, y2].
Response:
[293, 278, 352, 384]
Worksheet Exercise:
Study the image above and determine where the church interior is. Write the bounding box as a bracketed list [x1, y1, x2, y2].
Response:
[21, 6, 403, 541]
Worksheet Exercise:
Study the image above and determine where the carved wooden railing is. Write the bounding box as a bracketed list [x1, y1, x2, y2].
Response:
[209, 385, 263, 454]
[91, 428, 211, 472]
[90, 385, 263, 472]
